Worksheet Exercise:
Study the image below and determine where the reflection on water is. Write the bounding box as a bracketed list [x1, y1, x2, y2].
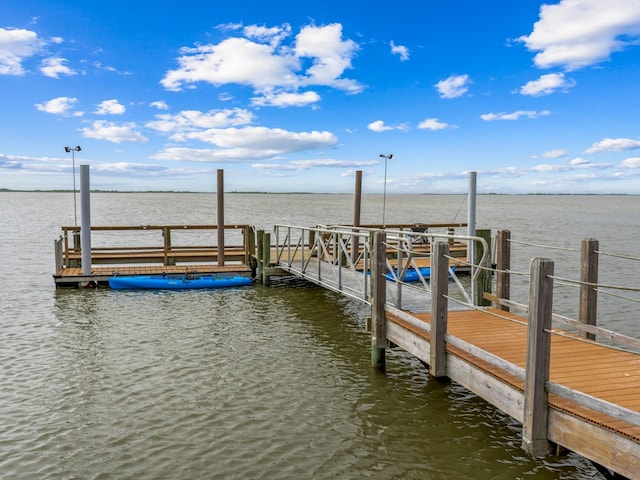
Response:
[0, 285, 598, 479]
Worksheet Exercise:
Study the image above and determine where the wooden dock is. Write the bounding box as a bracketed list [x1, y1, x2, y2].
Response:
[267, 224, 640, 479]
[53, 224, 255, 287]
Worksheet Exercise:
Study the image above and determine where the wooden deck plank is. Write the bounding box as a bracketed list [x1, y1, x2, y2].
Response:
[388, 307, 640, 445]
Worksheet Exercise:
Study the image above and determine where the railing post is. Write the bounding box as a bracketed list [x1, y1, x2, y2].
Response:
[261, 231, 271, 286]
[163, 226, 174, 266]
[475, 229, 492, 306]
[246, 225, 255, 268]
[371, 231, 387, 371]
[496, 229, 511, 311]
[579, 238, 599, 341]
[430, 241, 449, 378]
[256, 229, 264, 282]
[522, 257, 554, 457]
[352, 169, 362, 265]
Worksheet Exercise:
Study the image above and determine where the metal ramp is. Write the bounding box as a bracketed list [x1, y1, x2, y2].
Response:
[272, 224, 485, 313]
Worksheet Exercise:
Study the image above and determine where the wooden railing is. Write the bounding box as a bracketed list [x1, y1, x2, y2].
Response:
[58, 224, 255, 269]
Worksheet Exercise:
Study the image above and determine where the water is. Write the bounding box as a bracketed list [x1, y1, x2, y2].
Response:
[2, 192, 638, 479]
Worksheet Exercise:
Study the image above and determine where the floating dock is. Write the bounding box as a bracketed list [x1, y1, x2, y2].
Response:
[53, 224, 255, 288]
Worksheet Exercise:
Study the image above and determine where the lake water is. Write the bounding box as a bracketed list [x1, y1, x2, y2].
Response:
[1, 192, 638, 479]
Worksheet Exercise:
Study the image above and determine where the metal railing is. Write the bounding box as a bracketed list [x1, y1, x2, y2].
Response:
[273, 224, 491, 310]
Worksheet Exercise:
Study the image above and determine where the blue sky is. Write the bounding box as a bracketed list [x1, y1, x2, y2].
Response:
[2, 0, 640, 193]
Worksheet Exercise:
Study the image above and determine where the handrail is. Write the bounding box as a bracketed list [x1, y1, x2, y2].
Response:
[273, 224, 485, 308]
[274, 224, 372, 303]
[59, 224, 252, 269]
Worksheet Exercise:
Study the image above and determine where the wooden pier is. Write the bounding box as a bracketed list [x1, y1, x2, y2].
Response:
[266, 224, 640, 479]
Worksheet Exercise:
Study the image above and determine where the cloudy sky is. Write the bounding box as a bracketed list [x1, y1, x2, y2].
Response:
[2, 0, 640, 193]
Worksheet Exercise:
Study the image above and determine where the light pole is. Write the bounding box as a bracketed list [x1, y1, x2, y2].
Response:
[379, 153, 393, 225]
[64, 146, 82, 226]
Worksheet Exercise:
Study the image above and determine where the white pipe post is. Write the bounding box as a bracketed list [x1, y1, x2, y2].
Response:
[80, 164, 92, 276]
[467, 171, 477, 303]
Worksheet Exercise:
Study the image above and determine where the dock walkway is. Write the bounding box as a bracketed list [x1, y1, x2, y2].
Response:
[270, 224, 640, 479]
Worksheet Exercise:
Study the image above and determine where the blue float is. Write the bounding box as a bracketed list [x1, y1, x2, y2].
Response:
[108, 274, 253, 290]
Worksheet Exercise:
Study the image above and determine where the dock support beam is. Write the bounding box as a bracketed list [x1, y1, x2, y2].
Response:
[430, 241, 449, 377]
[262, 231, 271, 286]
[80, 165, 91, 276]
[522, 257, 554, 457]
[579, 238, 599, 341]
[256, 229, 264, 281]
[217, 169, 225, 266]
[371, 231, 387, 371]
[496, 229, 511, 311]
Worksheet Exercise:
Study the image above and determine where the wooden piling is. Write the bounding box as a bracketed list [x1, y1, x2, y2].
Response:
[256, 229, 264, 281]
[522, 257, 554, 457]
[247, 226, 257, 272]
[430, 241, 449, 378]
[579, 238, 599, 341]
[262, 231, 271, 286]
[371, 231, 387, 371]
[496, 229, 511, 311]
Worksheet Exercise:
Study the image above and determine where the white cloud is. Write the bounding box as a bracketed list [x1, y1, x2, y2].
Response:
[161, 22, 362, 98]
[519, 0, 640, 71]
[367, 120, 408, 132]
[95, 99, 126, 115]
[434, 74, 470, 99]
[538, 149, 567, 159]
[520, 73, 575, 96]
[146, 109, 254, 134]
[368, 120, 392, 132]
[40, 57, 75, 78]
[620, 157, 640, 168]
[243, 23, 292, 47]
[570, 157, 589, 166]
[253, 158, 378, 171]
[294, 23, 361, 92]
[480, 110, 551, 121]
[150, 101, 169, 110]
[0, 27, 44, 75]
[585, 137, 640, 154]
[390, 41, 409, 61]
[176, 126, 336, 151]
[34, 96, 78, 114]
[251, 90, 320, 107]
[417, 118, 450, 130]
[161, 37, 299, 92]
[80, 120, 148, 143]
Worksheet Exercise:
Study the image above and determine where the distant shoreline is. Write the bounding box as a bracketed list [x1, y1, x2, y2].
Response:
[0, 188, 634, 196]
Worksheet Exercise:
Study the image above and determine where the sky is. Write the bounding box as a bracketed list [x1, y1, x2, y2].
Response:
[1, 0, 640, 194]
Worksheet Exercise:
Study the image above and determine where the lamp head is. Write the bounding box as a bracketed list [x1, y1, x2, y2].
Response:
[76, 146, 81, 151]
[64, 146, 71, 152]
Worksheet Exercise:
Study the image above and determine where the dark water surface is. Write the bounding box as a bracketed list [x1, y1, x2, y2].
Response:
[2, 192, 638, 479]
